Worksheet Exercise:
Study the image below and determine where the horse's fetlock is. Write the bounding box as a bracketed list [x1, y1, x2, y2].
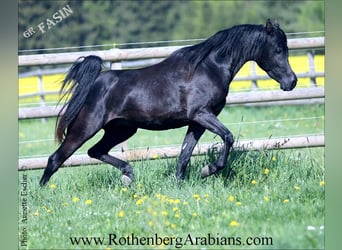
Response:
[224, 134, 234, 145]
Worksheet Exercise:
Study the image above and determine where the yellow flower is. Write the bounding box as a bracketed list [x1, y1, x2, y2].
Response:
[264, 196, 270, 202]
[193, 194, 200, 201]
[161, 211, 168, 216]
[152, 154, 159, 159]
[85, 199, 92, 205]
[46, 209, 52, 213]
[319, 181, 325, 187]
[169, 199, 175, 204]
[204, 193, 209, 198]
[136, 199, 144, 205]
[173, 207, 179, 212]
[294, 185, 300, 191]
[174, 213, 180, 218]
[228, 195, 234, 202]
[171, 223, 177, 229]
[133, 194, 139, 199]
[272, 156, 276, 161]
[264, 168, 270, 175]
[49, 183, 56, 190]
[175, 199, 181, 204]
[121, 187, 127, 192]
[251, 180, 257, 185]
[72, 197, 79, 203]
[33, 211, 39, 216]
[229, 220, 239, 227]
[193, 212, 198, 217]
[236, 201, 242, 206]
[148, 221, 154, 226]
[62, 202, 68, 207]
[118, 211, 125, 217]
[165, 221, 170, 226]
[283, 199, 290, 203]
[183, 201, 189, 206]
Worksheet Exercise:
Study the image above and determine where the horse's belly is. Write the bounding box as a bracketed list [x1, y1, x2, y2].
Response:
[134, 117, 189, 131]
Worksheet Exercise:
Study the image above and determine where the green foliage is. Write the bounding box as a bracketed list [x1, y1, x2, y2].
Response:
[18, 0, 324, 51]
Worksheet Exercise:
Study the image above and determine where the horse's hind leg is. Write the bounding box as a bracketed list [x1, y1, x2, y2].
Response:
[87, 125, 137, 186]
[39, 127, 100, 186]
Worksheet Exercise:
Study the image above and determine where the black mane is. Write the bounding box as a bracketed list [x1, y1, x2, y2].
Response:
[172, 24, 268, 77]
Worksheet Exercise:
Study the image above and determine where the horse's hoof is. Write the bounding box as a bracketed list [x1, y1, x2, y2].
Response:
[121, 175, 133, 186]
[201, 165, 210, 178]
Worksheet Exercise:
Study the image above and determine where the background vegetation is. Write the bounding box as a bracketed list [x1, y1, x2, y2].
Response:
[18, 0, 324, 52]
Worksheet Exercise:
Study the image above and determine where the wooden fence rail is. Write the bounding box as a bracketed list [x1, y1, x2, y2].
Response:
[18, 87, 325, 119]
[19, 37, 324, 66]
[18, 135, 324, 170]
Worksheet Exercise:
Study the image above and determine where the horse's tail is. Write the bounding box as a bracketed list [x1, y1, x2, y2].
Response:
[55, 55, 103, 143]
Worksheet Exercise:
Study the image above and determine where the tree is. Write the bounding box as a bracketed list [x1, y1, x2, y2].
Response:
[18, 0, 324, 52]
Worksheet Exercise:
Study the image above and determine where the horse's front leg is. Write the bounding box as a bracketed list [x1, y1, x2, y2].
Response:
[192, 112, 234, 177]
[176, 124, 205, 180]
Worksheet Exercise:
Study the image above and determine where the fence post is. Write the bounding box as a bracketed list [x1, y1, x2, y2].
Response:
[250, 61, 258, 91]
[109, 48, 123, 70]
[307, 50, 317, 87]
[37, 68, 47, 123]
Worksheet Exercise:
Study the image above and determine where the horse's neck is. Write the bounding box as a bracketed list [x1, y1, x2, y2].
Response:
[206, 52, 251, 85]
[209, 32, 264, 84]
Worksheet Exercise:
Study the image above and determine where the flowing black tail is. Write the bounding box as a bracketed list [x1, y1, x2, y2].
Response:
[56, 55, 102, 143]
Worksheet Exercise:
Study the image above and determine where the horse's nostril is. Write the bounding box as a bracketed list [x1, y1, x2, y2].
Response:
[292, 76, 297, 87]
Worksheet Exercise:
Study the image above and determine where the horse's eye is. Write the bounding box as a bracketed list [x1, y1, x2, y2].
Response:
[276, 48, 282, 54]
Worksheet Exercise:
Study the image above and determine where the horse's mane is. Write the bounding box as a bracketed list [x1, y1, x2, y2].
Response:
[171, 24, 268, 78]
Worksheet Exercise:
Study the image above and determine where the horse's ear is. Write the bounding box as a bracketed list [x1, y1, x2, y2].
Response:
[266, 19, 274, 35]
[274, 19, 280, 28]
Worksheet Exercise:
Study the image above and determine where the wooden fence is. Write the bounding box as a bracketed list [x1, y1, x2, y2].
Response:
[18, 37, 325, 170]
[19, 37, 324, 66]
[18, 135, 324, 170]
[18, 87, 325, 120]
[18, 37, 325, 119]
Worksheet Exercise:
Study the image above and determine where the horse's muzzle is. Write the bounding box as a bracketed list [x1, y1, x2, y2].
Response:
[281, 75, 297, 91]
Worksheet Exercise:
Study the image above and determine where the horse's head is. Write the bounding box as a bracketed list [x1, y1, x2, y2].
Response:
[256, 19, 297, 91]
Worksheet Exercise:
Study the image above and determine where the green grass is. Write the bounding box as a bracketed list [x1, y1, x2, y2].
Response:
[19, 147, 324, 249]
[18, 104, 324, 249]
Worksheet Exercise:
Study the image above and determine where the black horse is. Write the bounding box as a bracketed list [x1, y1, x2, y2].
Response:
[40, 19, 297, 186]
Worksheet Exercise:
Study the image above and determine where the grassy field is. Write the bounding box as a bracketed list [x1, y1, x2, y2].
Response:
[18, 104, 324, 249]
[19, 148, 324, 249]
